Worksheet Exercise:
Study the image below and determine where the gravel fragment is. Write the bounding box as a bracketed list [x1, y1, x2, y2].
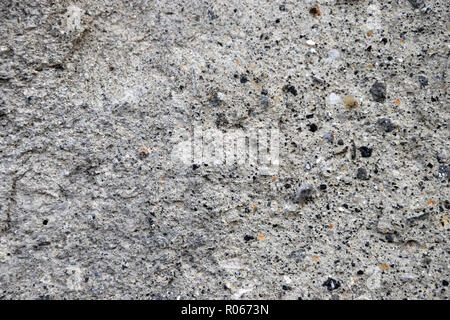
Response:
[438, 165, 450, 180]
[408, 0, 425, 8]
[288, 249, 306, 262]
[359, 146, 373, 158]
[294, 184, 315, 203]
[370, 81, 387, 102]
[377, 118, 396, 132]
[418, 76, 429, 87]
[356, 168, 370, 180]
[322, 278, 341, 291]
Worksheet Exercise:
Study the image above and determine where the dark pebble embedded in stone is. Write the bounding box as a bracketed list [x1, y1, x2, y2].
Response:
[385, 234, 394, 243]
[408, 0, 425, 8]
[377, 118, 396, 132]
[207, 10, 217, 21]
[259, 96, 269, 108]
[309, 5, 320, 16]
[240, 75, 249, 83]
[323, 131, 334, 144]
[288, 249, 306, 262]
[418, 76, 429, 87]
[370, 81, 387, 103]
[308, 123, 318, 132]
[294, 184, 314, 203]
[322, 278, 341, 291]
[438, 165, 450, 180]
[356, 167, 369, 180]
[283, 84, 297, 96]
[406, 212, 429, 225]
[359, 146, 373, 158]
[357, 270, 364, 275]
[244, 235, 255, 242]
[282, 285, 292, 291]
[138, 151, 149, 160]
[443, 280, 449, 286]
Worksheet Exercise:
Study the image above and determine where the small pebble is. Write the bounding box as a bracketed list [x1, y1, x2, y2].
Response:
[377, 118, 396, 132]
[438, 165, 450, 180]
[385, 234, 394, 243]
[327, 49, 340, 63]
[323, 131, 334, 144]
[356, 168, 369, 180]
[370, 81, 387, 103]
[294, 184, 315, 203]
[308, 5, 321, 17]
[259, 96, 269, 108]
[418, 76, 429, 87]
[308, 123, 318, 132]
[283, 84, 297, 96]
[344, 96, 359, 109]
[322, 278, 341, 291]
[359, 146, 373, 158]
[288, 249, 306, 262]
[408, 0, 424, 8]
[244, 235, 255, 242]
[328, 93, 341, 105]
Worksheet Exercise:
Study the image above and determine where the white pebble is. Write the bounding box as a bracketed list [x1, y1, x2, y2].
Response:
[327, 49, 340, 63]
[328, 93, 341, 105]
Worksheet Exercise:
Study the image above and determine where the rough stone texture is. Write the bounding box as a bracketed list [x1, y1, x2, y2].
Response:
[0, 0, 449, 300]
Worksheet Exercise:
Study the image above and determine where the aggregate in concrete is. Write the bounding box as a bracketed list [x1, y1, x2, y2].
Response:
[0, 0, 449, 299]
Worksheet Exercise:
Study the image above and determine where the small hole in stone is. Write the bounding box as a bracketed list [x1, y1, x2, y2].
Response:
[43, 219, 48, 225]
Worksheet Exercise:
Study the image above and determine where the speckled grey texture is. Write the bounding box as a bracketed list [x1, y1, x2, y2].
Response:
[0, 0, 449, 300]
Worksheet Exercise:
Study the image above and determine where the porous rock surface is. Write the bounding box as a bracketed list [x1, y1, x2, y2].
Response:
[0, 0, 449, 299]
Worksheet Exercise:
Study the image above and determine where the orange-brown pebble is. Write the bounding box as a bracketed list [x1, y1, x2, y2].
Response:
[344, 96, 359, 109]
[309, 4, 321, 17]
[380, 264, 389, 271]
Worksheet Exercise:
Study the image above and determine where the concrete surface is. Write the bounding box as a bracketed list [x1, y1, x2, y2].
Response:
[0, 0, 449, 299]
